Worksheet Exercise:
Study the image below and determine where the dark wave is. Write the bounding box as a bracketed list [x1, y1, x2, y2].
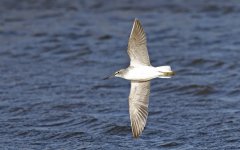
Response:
[0, 0, 240, 149]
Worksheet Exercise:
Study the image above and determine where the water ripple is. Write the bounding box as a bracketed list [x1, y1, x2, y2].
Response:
[1, 0, 240, 149]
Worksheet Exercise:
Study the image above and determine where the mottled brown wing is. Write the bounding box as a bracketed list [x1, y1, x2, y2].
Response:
[129, 81, 150, 138]
[128, 19, 151, 67]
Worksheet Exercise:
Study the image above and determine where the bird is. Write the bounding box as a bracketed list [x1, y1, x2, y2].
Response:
[105, 18, 175, 138]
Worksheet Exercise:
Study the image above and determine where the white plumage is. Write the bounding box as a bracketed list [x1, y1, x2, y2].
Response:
[110, 18, 175, 138]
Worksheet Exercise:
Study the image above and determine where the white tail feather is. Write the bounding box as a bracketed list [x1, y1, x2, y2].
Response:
[156, 66, 173, 78]
[156, 66, 172, 72]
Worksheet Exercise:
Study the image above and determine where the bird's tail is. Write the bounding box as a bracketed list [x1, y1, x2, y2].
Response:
[156, 66, 175, 78]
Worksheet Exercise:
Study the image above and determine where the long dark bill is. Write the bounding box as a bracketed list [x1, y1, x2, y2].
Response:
[103, 74, 114, 80]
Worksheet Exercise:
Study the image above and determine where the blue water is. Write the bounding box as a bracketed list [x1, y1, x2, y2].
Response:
[1, 0, 240, 149]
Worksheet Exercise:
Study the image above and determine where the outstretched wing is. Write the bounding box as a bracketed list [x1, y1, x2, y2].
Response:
[128, 19, 151, 67]
[129, 81, 150, 138]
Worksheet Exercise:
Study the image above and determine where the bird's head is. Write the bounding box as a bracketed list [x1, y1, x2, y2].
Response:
[114, 69, 125, 78]
[103, 69, 126, 80]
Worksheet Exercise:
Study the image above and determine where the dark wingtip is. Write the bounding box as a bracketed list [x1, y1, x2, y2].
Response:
[134, 17, 142, 23]
[132, 127, 141, 139]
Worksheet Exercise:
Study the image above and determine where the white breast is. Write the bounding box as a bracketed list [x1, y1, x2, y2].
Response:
[124, 66, 159, 81]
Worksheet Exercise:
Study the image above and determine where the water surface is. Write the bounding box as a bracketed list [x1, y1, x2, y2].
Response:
[1, 0, 240, 149]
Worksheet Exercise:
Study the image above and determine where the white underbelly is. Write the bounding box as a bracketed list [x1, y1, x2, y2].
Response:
[124, 66, 159, 81]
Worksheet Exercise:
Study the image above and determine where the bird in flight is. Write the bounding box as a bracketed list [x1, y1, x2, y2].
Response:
[105, 18, 175, 138]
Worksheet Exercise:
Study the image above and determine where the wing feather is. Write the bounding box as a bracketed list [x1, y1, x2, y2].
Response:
[128, 19, 151, 66]
[129, 81, 150, 138]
